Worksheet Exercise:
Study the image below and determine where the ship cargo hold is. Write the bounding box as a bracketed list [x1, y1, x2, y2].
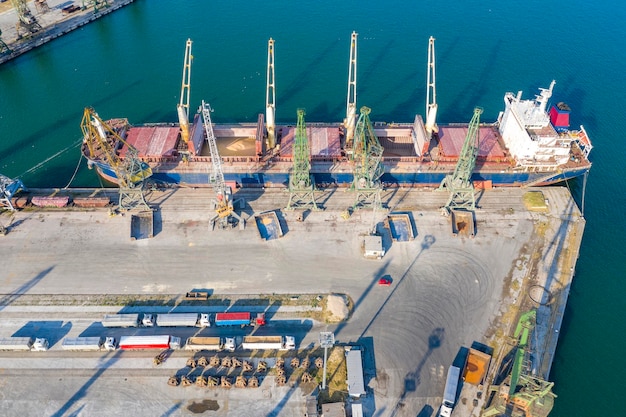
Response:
[81, 37, 592, 189]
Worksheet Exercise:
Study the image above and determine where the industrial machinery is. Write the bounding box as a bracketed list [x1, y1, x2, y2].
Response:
[351, 106, 384, 211]
[425, 36, 438, 138]
[286, 109, 318, 211]
[344, 31, 358, 150]
[81, 108, 153, 211]
[201, 101, 244, 230]
[265, 38, 276, 149]
[0, 174, 25, 212]
[483, 310, 557, 417]
[33, 0, 50, 13]
[82, 0, 108, 12]
[10, 0, 41, 38]
[437, 107, 483, 214]
[177, 38, 193, 152]
[0, 29, 10, 55]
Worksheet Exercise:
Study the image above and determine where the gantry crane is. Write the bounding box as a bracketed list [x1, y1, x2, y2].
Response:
[0, 174, 25, 212]
[351, 106, 384, 211]
[177, 38, 193, 153]
[437, 107, 482, 214]
[483, 310, 556, 417]
[425, 36, 438, 138]
[82, 0, 108, 13]
[265, 38, 276, 150]
[81, 108, 152, 212]
[201, 101, 244, 230]
[286, 109, 318, 211]
[344, 31, 358, 151]
[10, 0, 41, 38]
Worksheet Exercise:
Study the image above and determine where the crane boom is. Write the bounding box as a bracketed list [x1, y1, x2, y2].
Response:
[344, 31, 358, 150]
[425, 36, 438, 136]
[177, 39, 193, 150]
[266, 38, 276, 149]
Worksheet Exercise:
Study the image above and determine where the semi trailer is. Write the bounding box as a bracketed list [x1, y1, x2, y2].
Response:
[214, 312, 266, 327]
[61, 337, 116, 351]
[156, 313, 210, 327]
[184, 336, 236, 352]
[101, 314, 154, 327]
[0, 337, 49, 351]
[240, 335, 295, 351]
[118, 335, 181, 350]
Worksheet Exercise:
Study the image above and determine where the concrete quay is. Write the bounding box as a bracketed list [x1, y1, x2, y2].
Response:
[0, 186, 585, 417]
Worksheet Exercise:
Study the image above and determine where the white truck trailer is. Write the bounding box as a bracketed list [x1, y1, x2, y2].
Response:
[241, 335, 295, 351]
[101, 313, 153, 327]
[61, 337, 116, 351]
[184, 336, 235, 352]
[438, 365, 461, 417]
[0, 337, 49, 351]
[156, 313, 210, 327]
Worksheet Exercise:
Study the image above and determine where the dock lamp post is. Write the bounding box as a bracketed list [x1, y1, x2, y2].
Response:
[319, 331, 335, 390]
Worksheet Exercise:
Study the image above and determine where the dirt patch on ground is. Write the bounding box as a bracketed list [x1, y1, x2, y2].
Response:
[187, 399, 220, 413]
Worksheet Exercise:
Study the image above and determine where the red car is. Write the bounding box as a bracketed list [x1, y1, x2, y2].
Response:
[378, 277, 392, 286]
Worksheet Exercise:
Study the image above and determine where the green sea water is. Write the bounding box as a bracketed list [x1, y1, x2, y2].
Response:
[0, 0, 624, 414]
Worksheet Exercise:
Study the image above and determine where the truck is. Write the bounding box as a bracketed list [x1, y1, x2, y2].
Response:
[156, 313, 210, 327]
[101, 313, 154, 327]
[240, 335, 295, 351]
[438, 365, 461, 417]
[214, 312, 266, 327]
[0, 337, 49, 351]
[184, 336, 236, 352]
[61, 337, 116, 351]
[118, 335, 181, 350]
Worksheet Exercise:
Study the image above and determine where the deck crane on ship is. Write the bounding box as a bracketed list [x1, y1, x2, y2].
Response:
[344, 31, 358, 152]
[177, 39, 194, 154]
[425, 36, 438, 138]
[81, 108, 153, 212]
[483, 310, 556, 417]
[201, 100, 244, 230]
[286, 109, 318, 211]
[266, 38, 276, 150]
[10, 0, 42, 38]
[351, 106, 384, 211]
[437, 107, 483, 215]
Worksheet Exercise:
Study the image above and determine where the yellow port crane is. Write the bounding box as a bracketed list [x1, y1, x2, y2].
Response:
[10, 0, 42, 38]
[177, 38, 193, 152]
[81, 107, 152, 211]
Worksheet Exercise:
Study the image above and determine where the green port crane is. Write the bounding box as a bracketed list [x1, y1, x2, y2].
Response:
[437, 106, 482, 214]
[10, 0, 41, 38]
[286, 109, 318, 211]
[201, 101, 244, 230]
[351, 106, 384, 211]
[82, 0, 108, 13]
[483, 309, 557, 417]
[81, 108, 153, 212]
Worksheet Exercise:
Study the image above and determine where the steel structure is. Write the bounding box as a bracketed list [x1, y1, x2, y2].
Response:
[344, 31, 358, 151]
[177, 39, 193, 151]
[201, 101, 244, 230]
[437, 107, 482, 214]
[82, 0, 108, 12]
[0, 174, 25, 211]
[351, 106, 384, 211]
[484, 310, 556, 417]
[81, 108, 152, 211]
[425, 36, 438, 137]
[286, 109, 318, 211]
[265, 38, 276, 149]
[10, 0, 41, 38]
[0, 29, 11, 55]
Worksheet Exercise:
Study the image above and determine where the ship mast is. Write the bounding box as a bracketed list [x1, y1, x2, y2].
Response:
[344, 31, 358, 151]
[266, 38, 276, 150]
[425, 36, 438, 137]
[177, 39, 193, 152]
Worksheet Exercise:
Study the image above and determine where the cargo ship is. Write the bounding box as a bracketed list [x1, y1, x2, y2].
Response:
[81, 36, 592, 189]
